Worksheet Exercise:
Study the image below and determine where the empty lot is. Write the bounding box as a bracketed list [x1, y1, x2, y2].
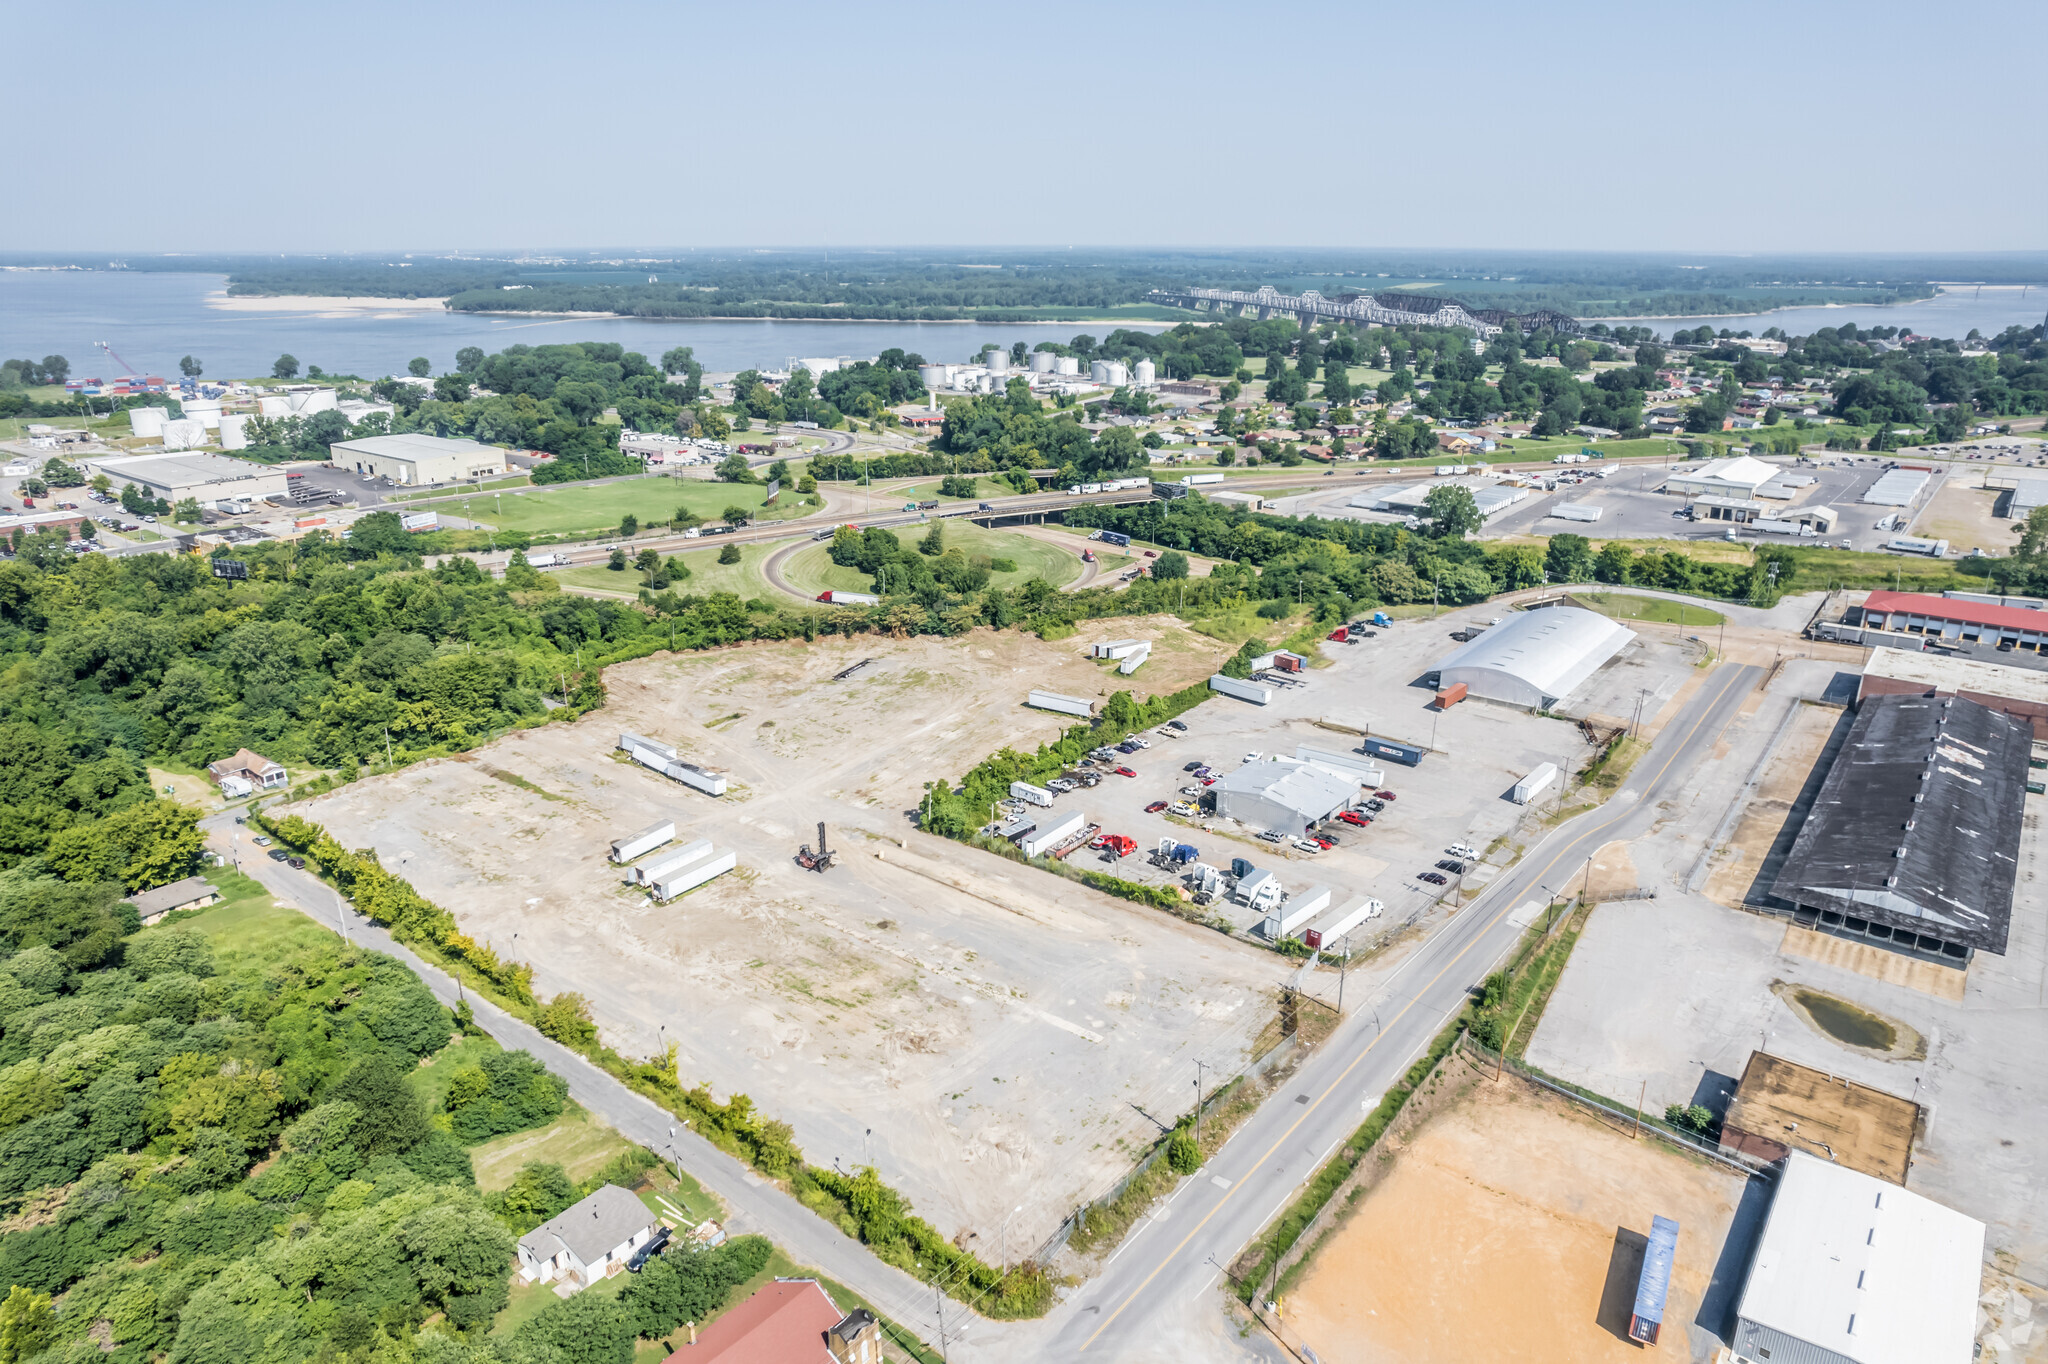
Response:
[293, 622, 1288, 1250]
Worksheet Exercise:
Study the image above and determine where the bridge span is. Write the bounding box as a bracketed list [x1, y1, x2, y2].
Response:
[1146, 284, 1581, 337]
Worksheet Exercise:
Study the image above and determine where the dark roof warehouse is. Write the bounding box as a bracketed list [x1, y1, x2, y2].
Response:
[1770, 692, 2028, 961]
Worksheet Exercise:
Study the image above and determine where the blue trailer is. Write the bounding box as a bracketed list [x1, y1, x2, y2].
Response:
[1100, 530, 1132, 548]
[1361, 736, 1425, 767]
[1628, 1215, 1679, 1345]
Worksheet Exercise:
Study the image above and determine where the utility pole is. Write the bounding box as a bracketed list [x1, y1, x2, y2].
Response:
[1193, 1060, 1210, 1148]
[383, 727, 394, 770]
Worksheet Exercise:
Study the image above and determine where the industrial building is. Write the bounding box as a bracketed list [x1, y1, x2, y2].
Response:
[327, 433, 506, 486]
[1858, 646, 2048, 739]
[82, 451, 290, 505]
[1426, 606, 1635, 710]
[1861, 466, 1931, 507]
[1769, 692, 2028, 963]
[1208, 760, 1356, 835]
[1855, 590, 2048, 653]
[1661, 454, 1781, 499]
[1730, 1151, 1982, 1364]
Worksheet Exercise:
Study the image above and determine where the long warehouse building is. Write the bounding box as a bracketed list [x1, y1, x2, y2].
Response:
[1209, 760, 1356, 836]
[82, 451, 290, 504]
[1769, 692, 2029, 964]
[1855, 590, 2048, 653]
[1426, 606, 1635, 710]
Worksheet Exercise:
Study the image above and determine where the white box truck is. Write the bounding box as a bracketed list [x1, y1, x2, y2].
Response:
[1512, 762, 1558, 805]
[1010, 780, 1055, 808]
[634, 838, 712, 885]
[650, 849, 737, 901]
[610, 820, 675, 864]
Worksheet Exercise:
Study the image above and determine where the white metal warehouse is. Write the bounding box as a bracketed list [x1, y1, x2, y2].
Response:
[1429, 607, 1635, 710]
[1210, 760, 1355, 835]
[1731, 1151, 1982, 1364]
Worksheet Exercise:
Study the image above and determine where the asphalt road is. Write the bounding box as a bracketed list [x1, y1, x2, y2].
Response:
[1042, 660, 1762, 1359]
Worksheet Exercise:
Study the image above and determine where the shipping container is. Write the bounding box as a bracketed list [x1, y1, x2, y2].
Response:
[1025, 689, 1098, 718]
[1090, 640, 1146, 660]
[1435, 682, 1468, 709]
[610, 820, 676, 864]
[1019, 810, 1086, 858]
[650, 850, 737, 902]
[1009, 780, 1055, 808]
[1512, 762, 1558, 804]
[1628, 1216, 1680, 1345]
[1274, 653, 1303, 674]
[634, 838, 713, 884]
[1361, 736, 1425, 766]
[1100, 530, 1131, 548]
[1209, 674, 1273, 705]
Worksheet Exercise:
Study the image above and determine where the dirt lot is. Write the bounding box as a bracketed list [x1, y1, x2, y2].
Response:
[294, 620, 1294, 1251]
[1285, 1077, 1750, 1364]
[1914, 479, 2013, 557]
[1700, 700, 1844, 908]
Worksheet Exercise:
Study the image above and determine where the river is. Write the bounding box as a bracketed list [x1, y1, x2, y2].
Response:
[0, 271, 1165, 381]
[3, 271, 2042, 384]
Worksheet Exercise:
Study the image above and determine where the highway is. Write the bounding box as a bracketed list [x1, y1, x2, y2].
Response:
[1040, 661, 1761, 1360]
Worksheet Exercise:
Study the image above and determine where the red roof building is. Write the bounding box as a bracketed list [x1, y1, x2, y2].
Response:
[664, 1279, 885, 1364]
[1859, 592, 2048, 650]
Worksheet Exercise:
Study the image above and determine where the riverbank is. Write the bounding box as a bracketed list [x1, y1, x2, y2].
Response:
[209, 292, 452, 314]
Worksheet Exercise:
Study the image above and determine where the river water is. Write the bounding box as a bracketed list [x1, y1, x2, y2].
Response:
[3, 271, 2043, 383]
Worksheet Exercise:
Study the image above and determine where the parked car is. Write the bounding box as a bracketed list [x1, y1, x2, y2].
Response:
[1114, 766, 1137, 778]
[1311, 835, 1337, 850]
[1244, 751, 1263, 763]
[626, 1226, 672, 1273]
[1418, 872, 1448, 886]
[1145, 800, 1168, 813]
[1257, 830, 1284, 843]
[1143, 550, 1158, 557]
[1338, 810, 1370, 827]
[1167, 720, 1188, 731]
[267, 848, 289, 861]
[1363, 798, 1385, 813]
[1436, 860, 1465, 874]
[1448, 842, 1479, 859]
[1183, 761, 1203, 773]
[288, 857, 306, 870]
[1200, 777, 1216, 786]
[1168, 802, 1198, 817]
[253, 835, 271, 846]
[1291, 837, 1322, 853]
[1375, 790, 1397, 801]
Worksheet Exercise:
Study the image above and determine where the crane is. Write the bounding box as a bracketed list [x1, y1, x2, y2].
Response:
[95, 340, 142, 381]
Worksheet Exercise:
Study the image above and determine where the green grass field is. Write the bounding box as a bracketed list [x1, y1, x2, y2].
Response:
[461, 478, 822, 538]
[781, 521, 1084, 597]
[1571, 591, 1727, 627]
[386, 475, 532, 503]
[554, 540, 783, 601]
[182, 876, 343, 958]
[471, 1105, 640, 1192]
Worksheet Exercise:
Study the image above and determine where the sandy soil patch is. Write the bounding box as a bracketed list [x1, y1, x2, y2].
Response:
[205, 292, 450, 314]
[1701, 702, 1840, 908]
[294, 624, 1285, 1248]
[1915, 480, 2013, 557]
[1285, 1077, 1747, 1364]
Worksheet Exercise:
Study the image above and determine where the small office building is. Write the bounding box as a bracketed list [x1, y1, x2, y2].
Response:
[1209, 760, 1355, 835]
[327, 433, 506, 486]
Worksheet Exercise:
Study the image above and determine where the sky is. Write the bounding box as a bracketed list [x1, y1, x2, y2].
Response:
[6, 0, 2043, 255]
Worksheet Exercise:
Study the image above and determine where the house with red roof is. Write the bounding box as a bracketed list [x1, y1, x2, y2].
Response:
[664, 1279, 885, 1364]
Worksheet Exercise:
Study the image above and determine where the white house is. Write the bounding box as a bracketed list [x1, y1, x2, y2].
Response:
[516, 1185, 661, 1291]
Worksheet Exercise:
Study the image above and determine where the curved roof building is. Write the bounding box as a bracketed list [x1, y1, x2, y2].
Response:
[1430, 607, 1636, 709]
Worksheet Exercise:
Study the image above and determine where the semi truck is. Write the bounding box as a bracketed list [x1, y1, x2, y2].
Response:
[816, 590, 881, 606]
[1181, 472, 1226, 486]
[1209, 674, 1273, 705]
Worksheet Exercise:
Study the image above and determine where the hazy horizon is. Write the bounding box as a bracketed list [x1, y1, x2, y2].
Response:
[5, 0, 2042, 256]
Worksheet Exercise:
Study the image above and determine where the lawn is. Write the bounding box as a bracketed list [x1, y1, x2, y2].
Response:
[555, 539, 784, 602]
[1570, 591, 1727, 627]
[782, 521, 1085, 596]
[471, 1106, 642, 1191]
[182, 885, 347, 960]
[455, 478, 823, 538]
[884, 476, 1008, 502]
[385, 475, 532, 502]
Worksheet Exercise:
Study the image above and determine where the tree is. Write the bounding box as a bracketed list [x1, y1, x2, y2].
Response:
[408, 357, 432, 378]
[619, 514, 639, 538]
[1421, 484, 1481, 539]
[634, 548, 661, 576]
[715, 452, 754, 483]
[717, 542, 741, 565]
[535, 993, 597, 1048]
[919, 520, 944, 556]
[173, 497, 203, 524]
[607, 548, 628, 571]
[1166, 1128, 1200, 1174]
[40, 355, 68, 385]
[1152, 549, 1189, 580]
[272, 354, 299, 380]
[178, 355, 203, 378]
[1544, 532, 1595, 584]
[721, 506, 749, 528]
[326, 1053, 432, 1156]
[671, 507, 703, 530]
[433, 373, 471, 403]
[454, 346, 485, 373]
[0, 1285, 54, 1364]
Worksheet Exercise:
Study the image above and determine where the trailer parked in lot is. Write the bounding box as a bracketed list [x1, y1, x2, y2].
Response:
[1020, 809, 1086, 858]
[1026, 689, 1099, 718]
[1209, 674, 1273, 705]
[618, 731, 677, 762]
[1303, 897, 1384, 948]
[622, 739, 729, 796]
[1512, 762, 1558, 804]
[1232, 868, 1283, 911]
[816, 590, 881, 605]
[1361, 736, 1426, 766]
[1261, 884, 1331, 941]
[649, 849, 737, 901]
[1009, 780, 1055, 808]
[610, 820, 675, 864]
[633, 838, 712, 884]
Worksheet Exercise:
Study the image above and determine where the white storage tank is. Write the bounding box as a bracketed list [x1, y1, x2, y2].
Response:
[1029, 351, 1057, 373]
[161, 418, 207, 449]
[128, 406, 171, 438]
[182, 398, 224, 429]
[217, 414, 251, 449]
[1134, 359, 1157, 387]
[985, 350, 1009, 374]
[1055, 355, 1080, 376]
[1090, 359, 1113, 383]
[257, 395, 291, 417]
[289, 388, 338, 415]
[918, 364, 949, 388]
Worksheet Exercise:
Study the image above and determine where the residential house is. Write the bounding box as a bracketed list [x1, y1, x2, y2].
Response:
[208, 748, 287, 796]
[516, 1185, 662, 1292]
[125, 876, 221, 927]
[664, 1279, 886, 1363]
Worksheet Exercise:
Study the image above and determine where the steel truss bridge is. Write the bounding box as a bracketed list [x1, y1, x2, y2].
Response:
[1145, 285, 1582, 337]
